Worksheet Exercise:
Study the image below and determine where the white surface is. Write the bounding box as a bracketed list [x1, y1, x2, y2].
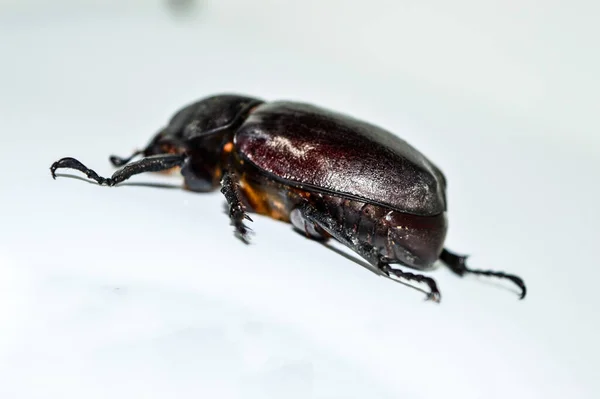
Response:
[1, 2, 599, 398]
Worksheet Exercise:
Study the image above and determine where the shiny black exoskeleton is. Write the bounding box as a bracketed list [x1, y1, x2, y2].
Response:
[50, 94, 526, 302]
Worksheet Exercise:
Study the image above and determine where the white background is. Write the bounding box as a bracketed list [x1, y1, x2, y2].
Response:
[1, 1, 598, 398]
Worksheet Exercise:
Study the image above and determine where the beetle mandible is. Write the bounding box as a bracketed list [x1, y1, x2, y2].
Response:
[50, 94, 526, 302]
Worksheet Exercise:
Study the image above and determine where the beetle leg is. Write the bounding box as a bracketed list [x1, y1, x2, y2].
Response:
[379, 263, 441, 302]
[50, 154, 186, 186]
[220, 169, 253, 244]
[440, 248, 527, 299]
[297, 202, 441, 302]
[109, 150, 144, 167]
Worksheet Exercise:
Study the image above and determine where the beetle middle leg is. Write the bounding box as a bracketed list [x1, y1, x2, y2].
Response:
[296, 201, 441, 302]
[50, 154, 186, 186]
[439, 249, 527, 299]
[220, 168, 253, 243]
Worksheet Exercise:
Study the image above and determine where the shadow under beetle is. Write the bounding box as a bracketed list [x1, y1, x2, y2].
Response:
[50, 94, 526, 302]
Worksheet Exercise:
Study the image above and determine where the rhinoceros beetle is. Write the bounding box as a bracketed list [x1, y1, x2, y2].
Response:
[50, 94, 526, 302]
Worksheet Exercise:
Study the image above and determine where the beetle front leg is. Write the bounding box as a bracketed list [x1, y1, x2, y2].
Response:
[297, 202, 441, 302]
[220, 169, 253, 244]
[50, 154, 186, 186]
[109, 150, 144, 167]
[440, 249, 527, 299]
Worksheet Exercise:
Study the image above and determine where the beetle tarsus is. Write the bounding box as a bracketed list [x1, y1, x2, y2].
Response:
[440, 248, 527, 299]
[380, 263, 441, 303]
[220, 169, 252, 243]
[50, 157, 109, 184]
[50, 154, 186, 186]
[298, 201, 442, 302]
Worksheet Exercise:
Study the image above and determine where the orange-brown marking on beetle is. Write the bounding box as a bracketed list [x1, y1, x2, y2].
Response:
[237, 175, 270, 217]
[157, 167, 180, 175]
[237, 174, 312, 223]
[223, 142, 234, 154]
[156, 144, 184, 174]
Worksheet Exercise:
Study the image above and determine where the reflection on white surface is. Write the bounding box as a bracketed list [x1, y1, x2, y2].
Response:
[0, 1, 598, 398]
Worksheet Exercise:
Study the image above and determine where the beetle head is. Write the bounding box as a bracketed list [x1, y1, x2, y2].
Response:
[180, 133, 229, 192]
[109, 128, 185, 168]
[112, 94, 263, 189]
[168, 94, 263, 191]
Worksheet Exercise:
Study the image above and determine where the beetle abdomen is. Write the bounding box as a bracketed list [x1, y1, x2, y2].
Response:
[234, 101, 447, 217]
[313, 195, 447, 269]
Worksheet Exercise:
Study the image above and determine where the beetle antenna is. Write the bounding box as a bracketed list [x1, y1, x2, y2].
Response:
[109, 150, 144, 167]
[440, 249, 527, 299]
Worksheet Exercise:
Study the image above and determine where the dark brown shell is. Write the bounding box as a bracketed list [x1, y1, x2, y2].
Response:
[234, 101, 447, 216]
[166, 94, 264, 140]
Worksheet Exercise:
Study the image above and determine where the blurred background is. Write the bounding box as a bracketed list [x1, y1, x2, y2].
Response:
[0, 1, 598, 398]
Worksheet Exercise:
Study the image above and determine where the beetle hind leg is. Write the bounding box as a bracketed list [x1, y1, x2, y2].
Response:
[440, 248, 527, 299]
[220, 168, 253, 244]
[379, 263, 440, 302]
[297, 201, 441, 302]
[290, 208, 330, 242]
